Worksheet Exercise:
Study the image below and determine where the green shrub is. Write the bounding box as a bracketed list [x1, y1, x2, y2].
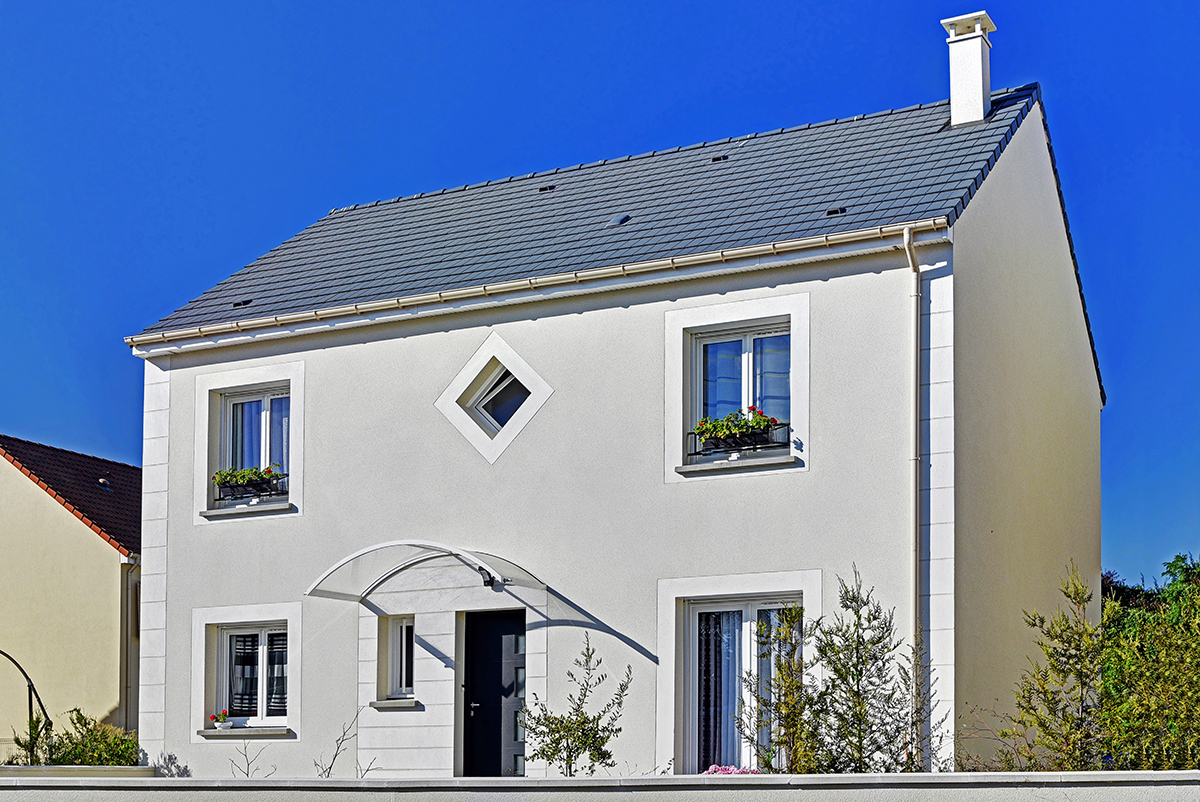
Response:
[49, 709, 139, 766]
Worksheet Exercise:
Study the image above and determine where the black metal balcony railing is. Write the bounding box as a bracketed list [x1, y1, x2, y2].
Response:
[686, 422, 791, 458]
[216, 473, 289, 502]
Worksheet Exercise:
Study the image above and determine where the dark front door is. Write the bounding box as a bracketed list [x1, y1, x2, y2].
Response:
[464, 609, 526, 776]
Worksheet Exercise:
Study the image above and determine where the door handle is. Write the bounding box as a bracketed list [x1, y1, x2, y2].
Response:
[469, 702, 480, 716]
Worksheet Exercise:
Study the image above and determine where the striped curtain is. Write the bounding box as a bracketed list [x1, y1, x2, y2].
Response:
[229, 634, 259, 717]
[266, 633, 288, 717]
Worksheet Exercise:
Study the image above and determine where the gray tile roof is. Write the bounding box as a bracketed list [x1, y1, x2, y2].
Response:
[143, 85, 1042, 335]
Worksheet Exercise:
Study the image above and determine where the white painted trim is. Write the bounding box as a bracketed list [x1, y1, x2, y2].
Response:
[663, 293, 810, 483]
[193, 362, 305, 523]
[655, 570, 822, 773]
[190, 602, 302, 744]
[127, 232, 951, 358]
[126, 220, 949, 353]
[434, 332, 553, 465]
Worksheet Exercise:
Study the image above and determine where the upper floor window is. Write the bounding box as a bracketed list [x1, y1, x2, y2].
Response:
[213, 385, 290, 506]
[687, 324, 791, 460]
[224, 388, 290, 474]
[387, 615, 415, 699]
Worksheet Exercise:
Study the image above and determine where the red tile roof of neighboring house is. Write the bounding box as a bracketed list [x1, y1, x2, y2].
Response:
[0, 434, 141, 556]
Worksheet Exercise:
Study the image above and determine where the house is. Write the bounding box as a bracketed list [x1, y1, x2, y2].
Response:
[0, 435, 141, 758]
[125, 12, 1101, 777]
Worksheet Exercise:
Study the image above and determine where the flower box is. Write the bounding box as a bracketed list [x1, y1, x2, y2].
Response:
[215, 473, 289, 501]
[687, 422, 790, 458]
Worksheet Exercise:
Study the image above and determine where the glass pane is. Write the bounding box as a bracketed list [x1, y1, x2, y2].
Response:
[230, 400, 262, 470]
[265, 632, 287, 717]
[757, 608, 782, 761]
[483, 371, 530, 428]
[229, 634, 259, 717]
[515, 710, 525, 741]
[752, 334, 790, 422]
[702, 340, 742, 421]
[404, 622, 415, 690]
[515, 633, 526, 655]
[514, 754, 525, 776]
[515, 666, 526, 699]
[269, 396, 290, 474]
[697, 610, 742, 770]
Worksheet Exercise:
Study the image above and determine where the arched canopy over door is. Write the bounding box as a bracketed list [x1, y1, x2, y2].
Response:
[304, 539, 545, 602]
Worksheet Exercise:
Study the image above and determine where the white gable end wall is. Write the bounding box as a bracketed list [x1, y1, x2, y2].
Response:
[950, 101, 1103, 735]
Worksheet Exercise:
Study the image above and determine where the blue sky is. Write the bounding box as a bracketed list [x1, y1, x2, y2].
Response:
[0, 1, 1195, 583]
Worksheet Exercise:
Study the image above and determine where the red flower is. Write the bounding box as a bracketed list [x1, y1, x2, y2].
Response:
[748, 406, 756, 411]
[770, 418, 778, 424]
[264, 468, 272, 474]
[210, 714, 216, 721]
[222, 710, 227, 715]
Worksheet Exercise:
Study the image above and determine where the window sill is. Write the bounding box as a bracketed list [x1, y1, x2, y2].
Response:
[196, 727, 294, 739]
[675, 452, 798, 476]
[199, 501, 294, 519]
[370, 698, 421, 710]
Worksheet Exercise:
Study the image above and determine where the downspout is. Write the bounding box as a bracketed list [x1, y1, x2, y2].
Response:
[903, 227, 922, 653]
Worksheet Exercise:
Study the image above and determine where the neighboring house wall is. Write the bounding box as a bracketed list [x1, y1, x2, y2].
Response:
[0, 457, 136, 749]
[950, 101, 1104, 727]
[147, 244, 942, 777]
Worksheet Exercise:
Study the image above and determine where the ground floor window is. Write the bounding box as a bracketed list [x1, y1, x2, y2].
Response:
[687, 598, 798, 772]
[219, 623, 287, 725]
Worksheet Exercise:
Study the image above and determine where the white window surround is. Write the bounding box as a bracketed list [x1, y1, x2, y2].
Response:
[434, 332, 553, 465]
[193, 361, 305, 522]
[656, 569, 822, 773]
[191, 602, 302, 743]
[663, 293, 809, 483]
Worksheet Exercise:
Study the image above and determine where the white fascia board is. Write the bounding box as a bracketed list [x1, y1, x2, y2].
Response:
[127, 226, 951, 359]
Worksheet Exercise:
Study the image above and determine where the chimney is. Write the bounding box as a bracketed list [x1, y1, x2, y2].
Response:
[941, 11, 997, 126]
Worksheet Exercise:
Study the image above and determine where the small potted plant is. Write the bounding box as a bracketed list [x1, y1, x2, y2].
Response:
[210, 709, 232, 730]
[691, 407, 787, 454]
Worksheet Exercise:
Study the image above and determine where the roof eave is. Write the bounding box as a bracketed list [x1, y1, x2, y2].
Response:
[126, 216, 950, 354]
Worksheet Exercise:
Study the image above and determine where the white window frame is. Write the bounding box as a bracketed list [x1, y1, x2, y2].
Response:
[463, 365, 531, 438]
[220, 386, 290, 473]
[656, 570, 821, 773]
[683, 596, 800, 774]
[217, 623, 288, 727]
[663, 293, 809, 482]
[690, 324, 791, 431]
[194, 362, 305, 521]
[387, 615, 415, 699]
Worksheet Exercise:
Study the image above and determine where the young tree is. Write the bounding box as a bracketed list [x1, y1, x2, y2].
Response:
[523, 632, 632, 777]
[817, 568, 911, 772]
[734, 605, 826, 773]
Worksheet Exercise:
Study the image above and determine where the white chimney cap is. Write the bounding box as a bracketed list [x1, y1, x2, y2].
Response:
[941, 11, 996, 39]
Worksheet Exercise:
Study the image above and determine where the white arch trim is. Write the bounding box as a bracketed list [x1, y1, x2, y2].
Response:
[304, 539, 545, 602]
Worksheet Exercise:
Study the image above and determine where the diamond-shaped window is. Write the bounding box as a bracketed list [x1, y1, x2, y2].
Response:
[435, 333, 552, 464]
[462, 361, 531, 437]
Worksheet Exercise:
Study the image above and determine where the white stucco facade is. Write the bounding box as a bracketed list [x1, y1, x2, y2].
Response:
[133, 100, 1100, 778]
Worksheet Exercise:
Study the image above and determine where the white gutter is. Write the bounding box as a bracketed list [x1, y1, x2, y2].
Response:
[902, 227, 923, 666]
[126, 217, 949, 353]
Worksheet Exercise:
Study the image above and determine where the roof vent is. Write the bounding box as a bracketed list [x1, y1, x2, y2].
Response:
[231, 298, 253, 309]
[941, 11, 997, 126]
[711, 155, 729, 163]
[605, 214, 632, 228]
[826, 206, 848, 216]
[98, 476, 112, 491]
[538, 184, 556, 193]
